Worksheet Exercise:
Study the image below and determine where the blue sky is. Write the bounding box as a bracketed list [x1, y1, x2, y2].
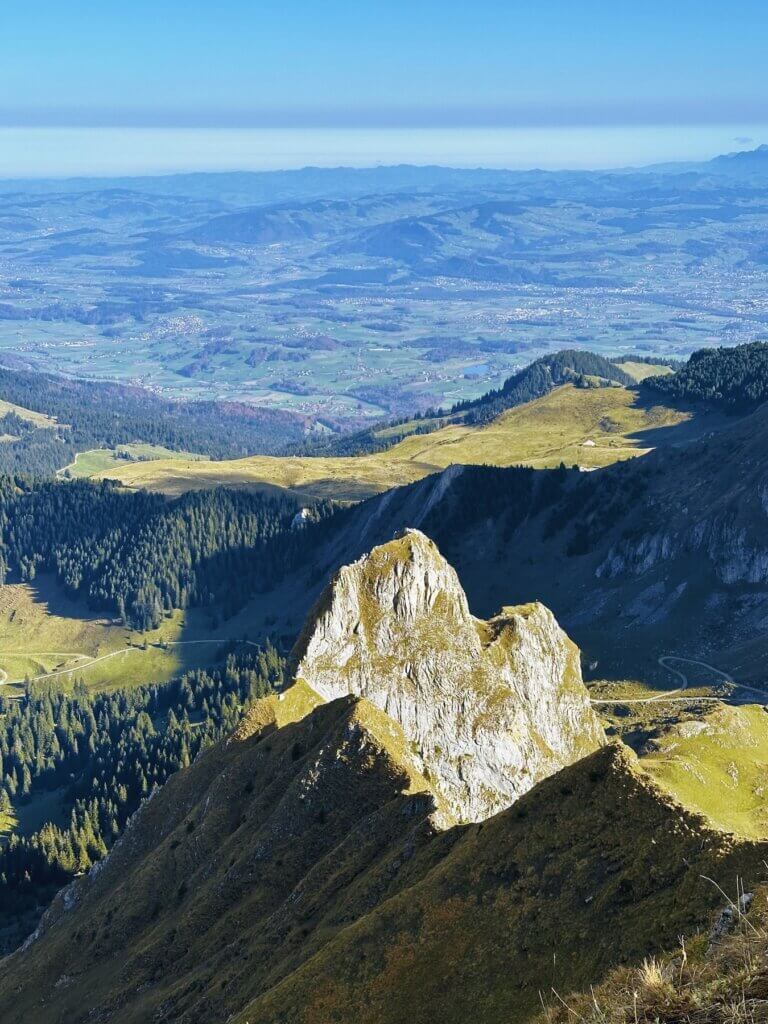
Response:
[1, 1, 767, 174]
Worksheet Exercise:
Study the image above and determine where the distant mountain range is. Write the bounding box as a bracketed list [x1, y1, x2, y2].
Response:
[708, 142, 768, 173]
[3, 144, 768, 196]
[643, 142, 768, 178]
[2, 144, 768, 419]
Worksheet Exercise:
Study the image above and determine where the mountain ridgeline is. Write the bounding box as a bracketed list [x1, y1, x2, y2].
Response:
[0, 532, 763, 1024]
[643, 340, 768, 411]
[3, 336, 768, 645]
[298, 347, 639, 457]
[452, 349, 634, 424]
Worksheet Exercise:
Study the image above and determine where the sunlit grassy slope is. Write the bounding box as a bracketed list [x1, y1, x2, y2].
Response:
[94, 384, 691, 500]
[639, 704, 768, 840]
[0, 398, 58, 428]
[614, 360, 675, 382]
[60, 443, 210, 479]
[592, 678, 768, 840]
[0, 398, 58, 440]
[0, 576, 225, 693]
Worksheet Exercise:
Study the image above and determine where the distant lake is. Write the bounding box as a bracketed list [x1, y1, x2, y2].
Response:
[464, 364, 490, 378]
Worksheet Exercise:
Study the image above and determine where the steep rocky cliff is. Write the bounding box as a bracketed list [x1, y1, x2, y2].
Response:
[239, 403, 768, 684]
[290, 528, 604, 822]
[2, 529, 765, 1024]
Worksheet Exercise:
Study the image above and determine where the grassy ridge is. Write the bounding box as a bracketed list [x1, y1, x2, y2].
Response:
[592, 681, 768, 840]
[91, 385, 690, 500]
[640, 704, 768, 840]
[3, 714, 763, 1024]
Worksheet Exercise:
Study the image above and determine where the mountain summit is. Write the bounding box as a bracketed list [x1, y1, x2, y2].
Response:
[2, 532, 763, 1024]
[290, 528, 604, 822]
[2, 715, 759, 1024]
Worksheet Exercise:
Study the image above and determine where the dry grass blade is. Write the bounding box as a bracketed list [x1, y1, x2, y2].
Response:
[537, 884, 768, 1024]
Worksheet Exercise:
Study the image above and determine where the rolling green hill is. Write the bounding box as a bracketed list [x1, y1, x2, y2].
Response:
[89, 384, 691, 499]
[452, 348, 636, 424]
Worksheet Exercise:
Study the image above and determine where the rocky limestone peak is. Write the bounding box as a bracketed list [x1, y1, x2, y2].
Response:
[290, 528, 605, 823]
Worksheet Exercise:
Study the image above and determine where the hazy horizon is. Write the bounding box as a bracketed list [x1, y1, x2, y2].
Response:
[2, 124, 767, 180]
[3, 0, 767, 178]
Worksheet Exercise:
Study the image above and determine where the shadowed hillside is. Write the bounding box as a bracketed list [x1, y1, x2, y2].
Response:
[0, 706, 763, 1024]
[224, 399, 768, 684]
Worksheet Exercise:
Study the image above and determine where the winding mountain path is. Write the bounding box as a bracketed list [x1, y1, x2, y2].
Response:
[0, 639, 224, 688]
[590, 655, 767, 706]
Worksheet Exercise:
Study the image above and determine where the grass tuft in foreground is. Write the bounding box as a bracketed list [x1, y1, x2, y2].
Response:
[540, 881, 768, 1023]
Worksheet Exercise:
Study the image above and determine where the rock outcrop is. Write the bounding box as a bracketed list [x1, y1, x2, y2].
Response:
[290, 528, 604, 822]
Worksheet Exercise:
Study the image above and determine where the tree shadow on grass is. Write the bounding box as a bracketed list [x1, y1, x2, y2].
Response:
[625, 389, 737, 450]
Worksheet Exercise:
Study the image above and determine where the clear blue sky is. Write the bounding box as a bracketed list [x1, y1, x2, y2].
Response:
[1, 1, 767, 174]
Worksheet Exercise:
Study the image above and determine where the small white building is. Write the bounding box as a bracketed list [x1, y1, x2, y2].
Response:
[291, 507, 312, 530]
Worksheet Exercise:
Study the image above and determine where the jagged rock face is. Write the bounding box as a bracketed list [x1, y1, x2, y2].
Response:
[291, 528, 604, 823]
[594, 421, 768, 588]
[597, 514, 768, 585]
